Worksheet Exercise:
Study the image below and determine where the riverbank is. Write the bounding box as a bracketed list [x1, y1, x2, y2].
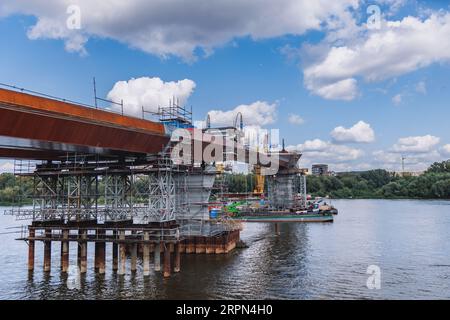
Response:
[307, 162, 450, 200]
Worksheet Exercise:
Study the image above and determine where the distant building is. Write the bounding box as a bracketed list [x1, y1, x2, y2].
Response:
[312, 164, 329, 176]
[390, 171, 424, 177]
[299, 168, 310, 175]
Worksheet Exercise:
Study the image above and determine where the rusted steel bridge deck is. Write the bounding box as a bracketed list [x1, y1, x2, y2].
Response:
[0, 88, 169, 160]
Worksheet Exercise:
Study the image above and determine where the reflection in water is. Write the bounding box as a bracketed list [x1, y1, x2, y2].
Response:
[1, 199, 450, 299]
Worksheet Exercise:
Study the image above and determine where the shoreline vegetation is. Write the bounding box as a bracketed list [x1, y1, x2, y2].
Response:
[306, 160, 450, 200]
[1, 160, 449, 206]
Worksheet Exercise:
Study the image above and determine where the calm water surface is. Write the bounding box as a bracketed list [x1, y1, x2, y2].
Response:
[0, 199, 449, 299]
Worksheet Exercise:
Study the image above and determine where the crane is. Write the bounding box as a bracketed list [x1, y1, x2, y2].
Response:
[253, 132, 269, 196]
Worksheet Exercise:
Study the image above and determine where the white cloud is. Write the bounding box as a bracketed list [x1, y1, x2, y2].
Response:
[375, 0, 407, 15]
[0, 161, 14, 173]
[391, 135, 440, 154]
[0, 0, 359, 61]
[297, 139, 329, 152]
[372, 134, 444, 170]
[312, 78, 359, 101]
[288, 114, 304, 125]
[107, 77, 196, 117]
[392, 94, 402, 105]
[373, 149, 442, 171]
[331, 120, 375, 143]
[415, 81, 427, 94]
[26, 16, 88, 55]
[289, 139, 364, 163]
[208, 101, 277, 127]
[441, 144, 450, 157]
[303, 12, 450, 100]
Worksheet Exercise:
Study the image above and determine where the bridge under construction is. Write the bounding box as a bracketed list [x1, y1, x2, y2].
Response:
[0, 84, 307, 278]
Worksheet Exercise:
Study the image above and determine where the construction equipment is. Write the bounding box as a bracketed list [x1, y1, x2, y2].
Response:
[253, 132, 269, 196]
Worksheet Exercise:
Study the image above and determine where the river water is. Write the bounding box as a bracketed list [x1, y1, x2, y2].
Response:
[0, 199, 449, 300]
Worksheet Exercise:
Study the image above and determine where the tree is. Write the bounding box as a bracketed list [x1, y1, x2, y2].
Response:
[361, 169, 392, 189]
[426, 160, 450, 174]
[431, 179, 450, 198]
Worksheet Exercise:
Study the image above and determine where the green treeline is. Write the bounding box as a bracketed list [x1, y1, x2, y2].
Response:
[307, 160, 450, 199]
[223, 174, 255, 194]
[1, 160, 450, 204]
[0, 173, 33, 205]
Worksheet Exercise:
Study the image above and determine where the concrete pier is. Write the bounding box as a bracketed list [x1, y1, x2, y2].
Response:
[163, 244, 171, 278]
[43, 229, 51, 272]
[112, 230, 118, 272]
[154, 242, 161, 271]
[94, 231, 100, 272]
[131, 243, 137, 272]
[77, 229, 82, 267]
[97, 230, 106, 274]
[28, 228, 35, 271]
[61, 229, 69, 273]
[118, 231, 126, 275]
[80, 230, 87, 273]
[143, 232, 150, 276]
[174, 242, 181, 273]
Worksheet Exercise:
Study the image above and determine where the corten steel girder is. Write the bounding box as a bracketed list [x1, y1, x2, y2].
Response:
[0, 88, 169, 160]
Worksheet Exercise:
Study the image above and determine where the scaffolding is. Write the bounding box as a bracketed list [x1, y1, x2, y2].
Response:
[6, 152, 189, 223]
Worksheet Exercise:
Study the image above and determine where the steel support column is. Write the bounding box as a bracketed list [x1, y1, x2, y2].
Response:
[61, 229, 69, 273]
[43, 229, 52, 272]
[143, 231, 150, 276]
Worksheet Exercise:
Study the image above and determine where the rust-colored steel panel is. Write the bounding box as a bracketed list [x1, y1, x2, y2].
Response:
[0, 88, 170, 158]
[0, 108, 169, 155]
[0, 88, 166, 134]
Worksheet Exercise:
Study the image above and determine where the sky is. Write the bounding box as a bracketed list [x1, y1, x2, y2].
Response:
[1, 0, 450, 173]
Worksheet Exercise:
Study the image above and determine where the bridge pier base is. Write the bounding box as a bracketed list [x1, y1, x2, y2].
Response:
[112, 230, 118, 272]
[275, 223, 280, 235]
[131, 243, 137, 273]
[174, 242, 181, 273]
[28, 228, 35, 271]
[98, 230, 106, 274]
[118, 231, 126, 275]
[80, 230, 87, 274]
[154, 242, 161, 272]
[143, 232, 150, 276]
[61, 229, 69, 273]
[163, 244, 172, 278]
[43, 229, 51, 272]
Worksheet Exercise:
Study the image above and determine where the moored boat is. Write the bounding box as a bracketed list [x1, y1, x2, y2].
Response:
[232, 211, 334, 223]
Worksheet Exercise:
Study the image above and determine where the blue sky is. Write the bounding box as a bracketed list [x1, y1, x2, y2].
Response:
[1, 0, 450, 172]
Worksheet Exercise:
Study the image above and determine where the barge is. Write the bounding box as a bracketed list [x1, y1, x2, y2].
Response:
[232, 211, 334, 223]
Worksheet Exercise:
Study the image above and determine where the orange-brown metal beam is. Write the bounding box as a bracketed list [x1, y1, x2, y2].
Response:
[0, 88, 169, 158]
[0, 88, 165, 134]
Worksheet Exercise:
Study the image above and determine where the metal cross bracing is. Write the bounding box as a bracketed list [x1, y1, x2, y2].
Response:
[5, 152, 193, 224]
[296, 174, 308, 209]
[103, 174, 132, 221]
[147, 168, 176, 222]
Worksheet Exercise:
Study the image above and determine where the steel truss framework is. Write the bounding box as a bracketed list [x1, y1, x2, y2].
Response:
[7, 155, 191, 223]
